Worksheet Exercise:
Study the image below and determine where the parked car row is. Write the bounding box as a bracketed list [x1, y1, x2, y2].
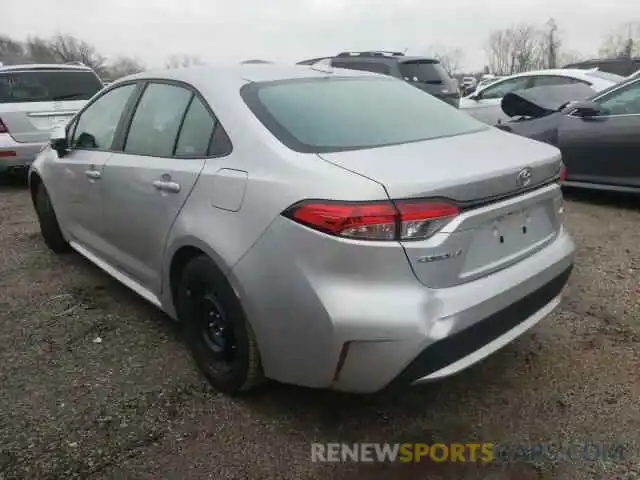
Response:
[6, 53, 637, 398]
[29, 63, 575, 395]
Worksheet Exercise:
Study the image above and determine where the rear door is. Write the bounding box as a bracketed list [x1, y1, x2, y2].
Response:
[558, 79, 640, 187]
[0, 69, 104, 143]
[99, 81, 229, 293]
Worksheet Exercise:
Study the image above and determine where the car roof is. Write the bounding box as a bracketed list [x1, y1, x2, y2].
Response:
[507, 68, 601, 79]
[119, 63, 383, 90]
[0, 63, 95, 73]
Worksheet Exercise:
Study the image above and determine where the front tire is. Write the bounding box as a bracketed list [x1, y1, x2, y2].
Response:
[177, 255, 264, 395]
[34, 182, 71, 254]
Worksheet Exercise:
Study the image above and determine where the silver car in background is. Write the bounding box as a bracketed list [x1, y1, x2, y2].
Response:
[0, 64, 103, 176]
[29, 65, 574, 395]
[459, 68, 623, 125]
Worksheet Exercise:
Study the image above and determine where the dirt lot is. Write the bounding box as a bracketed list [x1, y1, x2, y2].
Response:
[0, 177, 638, 480]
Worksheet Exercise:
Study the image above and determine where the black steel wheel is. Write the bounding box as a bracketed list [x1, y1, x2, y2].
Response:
[177, 255, 264, 394]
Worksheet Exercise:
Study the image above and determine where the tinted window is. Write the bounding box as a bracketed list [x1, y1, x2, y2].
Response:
[175, 97, 216, 157]
[399, 61, 448, 83]
[71, 84, 136, 150]
[331, 60, 391, 75]
[531, 76, 584, 87]
[0, 70, 103, 104]
[597, 80, 640, 115]
[242, 77, 485, 154]
[125, 83, 192, 157]
[480, 77, 531, 99]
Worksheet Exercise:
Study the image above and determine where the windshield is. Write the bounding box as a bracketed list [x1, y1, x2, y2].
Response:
[241, 77, 486, 153]
[585, 70, 625, 84]
[0, 70, 104, 104]
[399, 61, 448, 83]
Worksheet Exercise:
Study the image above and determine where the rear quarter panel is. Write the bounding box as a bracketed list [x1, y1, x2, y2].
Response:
[159, 79, 389, 317]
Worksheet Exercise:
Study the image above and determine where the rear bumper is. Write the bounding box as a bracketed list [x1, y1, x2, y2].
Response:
[0, 134, 45, 173]
[232, 212, 575, 393]
[395, 265, 571, 386]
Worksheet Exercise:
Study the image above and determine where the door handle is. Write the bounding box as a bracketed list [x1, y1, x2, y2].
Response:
[84, 169, 101, 180]
[152, 180, 181, 193]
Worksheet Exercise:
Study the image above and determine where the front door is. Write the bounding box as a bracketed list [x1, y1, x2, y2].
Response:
[558, 79, 640, 187]
[50, 83, 139, 255]
[99, 82, 220, 293]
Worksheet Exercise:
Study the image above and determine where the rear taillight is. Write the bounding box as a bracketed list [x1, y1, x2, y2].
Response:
[0, 118, 8, 134]
[282, 199, 459, 241]
[559, 165, 567, 183]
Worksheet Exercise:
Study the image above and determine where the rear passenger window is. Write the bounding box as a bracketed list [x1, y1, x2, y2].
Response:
[175, 97, 216, 157]
[531, 76, 585, 87]
[124, 83, 192, 157]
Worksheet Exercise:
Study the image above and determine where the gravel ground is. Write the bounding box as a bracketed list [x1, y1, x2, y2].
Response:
[0, 176, 638, 480]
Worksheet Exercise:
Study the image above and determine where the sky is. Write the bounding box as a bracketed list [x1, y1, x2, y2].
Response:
[3, 0, 639, 71]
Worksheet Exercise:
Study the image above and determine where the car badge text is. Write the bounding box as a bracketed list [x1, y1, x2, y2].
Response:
[417, 249, 463, 263]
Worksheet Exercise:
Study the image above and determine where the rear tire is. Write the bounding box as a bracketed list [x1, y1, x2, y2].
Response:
[177, 255, 264, 395]
[34, 182, 71, 254]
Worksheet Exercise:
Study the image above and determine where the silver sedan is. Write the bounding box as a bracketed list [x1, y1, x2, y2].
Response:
[29, 64, 575, 395]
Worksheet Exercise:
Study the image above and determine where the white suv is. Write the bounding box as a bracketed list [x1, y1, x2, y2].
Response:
[0, 64, 104, 176]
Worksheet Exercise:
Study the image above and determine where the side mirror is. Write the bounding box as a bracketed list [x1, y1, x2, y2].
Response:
[570, 101, 601, 118]
[468, 92, 480, 101]
[50, 125, 69, 157]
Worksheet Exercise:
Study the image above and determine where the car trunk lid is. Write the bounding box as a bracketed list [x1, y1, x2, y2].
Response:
[318, 128, 564, 288]
[0, 101, 82, 143]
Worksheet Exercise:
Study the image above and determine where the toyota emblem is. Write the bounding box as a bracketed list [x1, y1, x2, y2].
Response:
[516, 168, 533, 188]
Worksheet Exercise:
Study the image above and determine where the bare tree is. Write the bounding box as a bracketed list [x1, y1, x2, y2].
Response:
[426, 46, 464, 75]
[599, 22, 640, 57]
[486, 23, 551, 75]
[0, 35, 26, 65]
[165, 54, 204, 69]
[543, 18, 561, 69]
[558, 50, 586, 67]
[47, 34, 106, 74]
[24, 36, 58, 63]
[106, 56, 145, 80]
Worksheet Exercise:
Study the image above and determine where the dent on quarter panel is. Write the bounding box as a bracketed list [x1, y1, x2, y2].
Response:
[210, 168, 249, 212]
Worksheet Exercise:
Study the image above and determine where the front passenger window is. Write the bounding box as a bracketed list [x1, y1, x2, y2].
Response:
[124, 83, 192, 157]
[71, 83, 136, 150]
[597, 81, 640, 116]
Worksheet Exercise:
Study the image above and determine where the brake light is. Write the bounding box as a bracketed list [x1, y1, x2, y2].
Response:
[0, 118, 8, 134]
[282, 199, 459, 241]
[559, 165, 567, 183]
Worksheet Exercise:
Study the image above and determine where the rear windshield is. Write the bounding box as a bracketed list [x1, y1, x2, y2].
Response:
[0, 70, 104, 104]
[399, 61, 449, 83]
[241, 76, 486, 153]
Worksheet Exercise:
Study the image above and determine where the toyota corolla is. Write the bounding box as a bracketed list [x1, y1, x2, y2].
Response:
[29, 64, 575, 394]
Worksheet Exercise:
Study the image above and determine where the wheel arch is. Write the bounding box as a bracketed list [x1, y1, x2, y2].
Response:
[163, 237, 237, 320]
